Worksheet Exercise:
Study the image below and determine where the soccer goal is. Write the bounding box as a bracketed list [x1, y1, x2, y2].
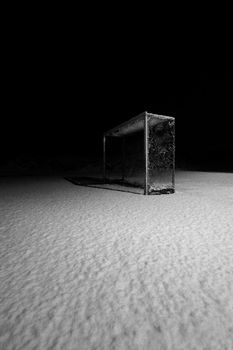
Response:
[103, 111, 175, 195]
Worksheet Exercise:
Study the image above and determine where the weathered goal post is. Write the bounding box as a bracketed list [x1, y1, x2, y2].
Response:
[103, 111, 175, 195]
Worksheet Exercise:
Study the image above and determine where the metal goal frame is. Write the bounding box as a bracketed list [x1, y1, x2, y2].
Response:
[103, 111, 175, 195]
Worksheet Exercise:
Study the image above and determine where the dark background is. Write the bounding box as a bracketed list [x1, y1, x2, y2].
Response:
[1, 7, 233, 175]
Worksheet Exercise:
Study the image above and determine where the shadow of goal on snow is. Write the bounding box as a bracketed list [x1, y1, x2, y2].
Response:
[64, 176, 144, 195]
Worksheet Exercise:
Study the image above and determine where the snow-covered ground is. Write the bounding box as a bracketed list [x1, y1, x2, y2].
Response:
[0, 171, 233, 350]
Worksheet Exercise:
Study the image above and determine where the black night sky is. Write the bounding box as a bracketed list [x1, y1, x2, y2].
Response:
[2, 7, 233, 174]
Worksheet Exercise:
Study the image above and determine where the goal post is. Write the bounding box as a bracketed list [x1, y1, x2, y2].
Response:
[144, 112, 149, 195]
[103, 111, 175, 195]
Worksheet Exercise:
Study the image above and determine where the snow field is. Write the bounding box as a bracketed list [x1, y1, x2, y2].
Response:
[0, 172, 233, 350]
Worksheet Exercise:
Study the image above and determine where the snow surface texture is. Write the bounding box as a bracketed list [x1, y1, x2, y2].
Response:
[0, 171, 233, 350]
